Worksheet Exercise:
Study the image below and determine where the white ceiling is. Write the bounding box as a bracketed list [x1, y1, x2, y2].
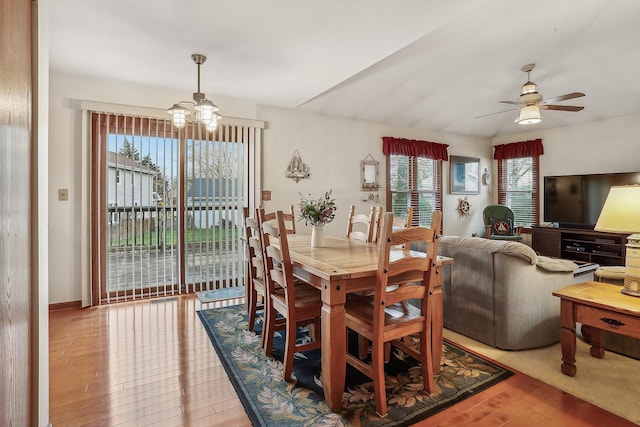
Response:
[49, 0, 640, 138]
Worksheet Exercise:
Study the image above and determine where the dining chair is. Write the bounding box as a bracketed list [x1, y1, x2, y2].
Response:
[242, 208, 268, 347]
[261, 204, 297, 234]
[373, 206, 412, 245]
[344, 210, 442, 417]
[259, 210, 323, 381]
[346, 205, 377, 242]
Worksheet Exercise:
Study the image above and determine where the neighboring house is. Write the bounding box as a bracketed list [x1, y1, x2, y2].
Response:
[107, 151, 161, 208]
[186, 177, 239, 228]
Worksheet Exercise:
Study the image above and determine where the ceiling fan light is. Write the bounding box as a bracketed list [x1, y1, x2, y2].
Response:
[518, 105, 541, 125]
[167, 104, 190, 128]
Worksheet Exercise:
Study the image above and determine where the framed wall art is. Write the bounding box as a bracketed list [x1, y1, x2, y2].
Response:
[450, 155, 480, 195]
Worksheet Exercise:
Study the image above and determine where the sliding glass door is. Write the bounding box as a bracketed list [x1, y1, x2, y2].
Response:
[91, 112, 258, 304]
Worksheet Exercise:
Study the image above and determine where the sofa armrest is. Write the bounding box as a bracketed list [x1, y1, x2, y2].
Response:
[536, 256, 578, 273]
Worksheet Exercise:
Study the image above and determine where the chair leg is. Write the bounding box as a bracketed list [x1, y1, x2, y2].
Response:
[372, 339, 388, 417]
[283, 318, 297, 381]
[263, 303, 276, 356]
[247, 287, 257, 332]
[420, 326, 436, 394]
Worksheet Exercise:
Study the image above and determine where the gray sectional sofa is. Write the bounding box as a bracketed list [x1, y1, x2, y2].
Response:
[437, 236, 578, 350]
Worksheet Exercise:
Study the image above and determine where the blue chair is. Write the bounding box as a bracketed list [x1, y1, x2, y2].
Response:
[483, 204, 522, 241]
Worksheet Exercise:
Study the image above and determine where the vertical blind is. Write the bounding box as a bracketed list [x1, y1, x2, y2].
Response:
[91, 111, 261, 304]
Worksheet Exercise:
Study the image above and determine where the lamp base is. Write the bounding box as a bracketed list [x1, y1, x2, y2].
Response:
[621, 287, 640, 297]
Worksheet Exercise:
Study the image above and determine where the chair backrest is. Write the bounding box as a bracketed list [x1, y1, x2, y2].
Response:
[371, 206, 384, 243]
[373, 211, 442, 327]
[259, 204, 296, 234]
[259, 210, 298, 308]
[243, 208, 264, 285]
[483, 204, 516, 236]
[392, 206, 414, 229]
[346, 205, 377, 242]
[375, 206, 416, 244]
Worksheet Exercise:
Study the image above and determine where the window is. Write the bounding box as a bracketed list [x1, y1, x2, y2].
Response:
[388, 155, 442, 227]
[382, 137, 448, 228]
[495, 139, 543, 227]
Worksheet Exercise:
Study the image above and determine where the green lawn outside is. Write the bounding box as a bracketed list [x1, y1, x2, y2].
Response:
[110, 228, 239, 247]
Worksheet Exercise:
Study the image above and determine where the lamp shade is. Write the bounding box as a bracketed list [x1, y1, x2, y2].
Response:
[194, 99, 219, 125]
[167, 104, 190, 129]
[518, 105, 541, 125]
[594, 185, 640, 233]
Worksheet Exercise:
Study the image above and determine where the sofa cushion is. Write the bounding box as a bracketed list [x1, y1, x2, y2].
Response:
[536, 255, 578, 272]
[439, 235, 538, 265]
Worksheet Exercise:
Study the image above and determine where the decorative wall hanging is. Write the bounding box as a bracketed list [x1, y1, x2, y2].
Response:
[286, 150, 310, 183]
[482, 168, 491, 186]
[457, 197, 471, 217]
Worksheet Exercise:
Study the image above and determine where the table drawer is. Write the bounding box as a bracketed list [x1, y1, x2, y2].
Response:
[575, 305, 640, 339]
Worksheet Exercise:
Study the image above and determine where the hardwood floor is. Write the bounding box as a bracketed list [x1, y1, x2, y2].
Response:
[50, 295, 635, 426]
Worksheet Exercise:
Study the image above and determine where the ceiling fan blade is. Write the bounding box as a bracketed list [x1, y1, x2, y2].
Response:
[540, 104, 584, 112]
[475, 107, 517, 119]
[499, 100, 520, 106]
[542, 92, 585, 104]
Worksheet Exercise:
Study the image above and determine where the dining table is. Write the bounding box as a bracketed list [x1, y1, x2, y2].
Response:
[281, 233, 454, 411]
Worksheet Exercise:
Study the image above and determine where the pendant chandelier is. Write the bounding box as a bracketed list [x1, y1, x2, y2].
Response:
[167, 54, 221, 130]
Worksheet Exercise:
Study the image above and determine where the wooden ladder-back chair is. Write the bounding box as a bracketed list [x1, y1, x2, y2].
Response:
[344, 210, 442, 417]
[243, 208, 268, 347]
[261, 204, 297, 234]
[259, 210, 323, 381]
[374, 206, 413, 245]
[346, 205, 377, 242]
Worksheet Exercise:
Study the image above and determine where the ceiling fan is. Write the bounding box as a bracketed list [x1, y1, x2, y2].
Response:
[477, 63, 585, 124]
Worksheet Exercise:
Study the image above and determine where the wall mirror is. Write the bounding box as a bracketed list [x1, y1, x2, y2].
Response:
[450, 155, 480, 195]
[361, 154, 380, 190]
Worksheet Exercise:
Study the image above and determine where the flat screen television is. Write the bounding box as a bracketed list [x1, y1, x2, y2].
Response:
[543, 171, 640, 229]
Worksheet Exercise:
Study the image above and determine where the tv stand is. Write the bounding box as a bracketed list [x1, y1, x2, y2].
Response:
[532, 226, 627, 266]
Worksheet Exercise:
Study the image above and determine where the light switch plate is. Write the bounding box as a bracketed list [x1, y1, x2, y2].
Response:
[58, 188, 69, 201]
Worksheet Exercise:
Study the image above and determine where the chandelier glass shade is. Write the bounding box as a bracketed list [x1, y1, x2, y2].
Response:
[167, 54, 221, 129]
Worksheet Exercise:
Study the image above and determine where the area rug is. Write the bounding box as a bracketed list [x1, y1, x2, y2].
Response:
[196, 286, 245, 303]
[197, 305, 513, 427]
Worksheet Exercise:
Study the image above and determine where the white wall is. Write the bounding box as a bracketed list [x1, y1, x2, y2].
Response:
[258, 106, 492, 238]
[492, 114, 640, 223]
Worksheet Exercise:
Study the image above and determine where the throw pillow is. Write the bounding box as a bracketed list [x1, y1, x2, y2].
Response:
[490, 218, 512, 235]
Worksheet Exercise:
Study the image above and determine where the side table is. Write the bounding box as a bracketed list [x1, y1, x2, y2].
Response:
[552, 281, 640, 376]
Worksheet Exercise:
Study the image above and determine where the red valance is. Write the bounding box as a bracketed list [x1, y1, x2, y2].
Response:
[381, 137, 449, 161]
[493, 138, 544, 160]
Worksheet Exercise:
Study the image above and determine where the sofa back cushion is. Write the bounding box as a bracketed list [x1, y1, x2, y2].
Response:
[438, 236, 538, 265]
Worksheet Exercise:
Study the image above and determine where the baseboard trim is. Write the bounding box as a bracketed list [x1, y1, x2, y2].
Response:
[49, 300, 82, 311]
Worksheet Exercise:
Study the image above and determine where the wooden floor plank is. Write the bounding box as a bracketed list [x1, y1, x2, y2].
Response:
[50, 294, 636, 426]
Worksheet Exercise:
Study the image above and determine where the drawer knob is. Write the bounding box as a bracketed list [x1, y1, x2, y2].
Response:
[600, 317, 625, 329]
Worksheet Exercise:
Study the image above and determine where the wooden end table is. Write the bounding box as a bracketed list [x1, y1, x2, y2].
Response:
[552, 281, 640, 376]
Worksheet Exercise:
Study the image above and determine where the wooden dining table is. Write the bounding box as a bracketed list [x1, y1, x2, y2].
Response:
[282, 233, 453, 411]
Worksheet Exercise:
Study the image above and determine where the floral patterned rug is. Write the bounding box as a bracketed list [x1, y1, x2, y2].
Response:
[197, 305, 513, 427]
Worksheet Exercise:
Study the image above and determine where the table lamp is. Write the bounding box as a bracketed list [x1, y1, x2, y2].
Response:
[594, 185, 640, 296]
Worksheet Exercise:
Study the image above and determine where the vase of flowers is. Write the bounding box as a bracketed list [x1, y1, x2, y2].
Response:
[299, 190, 337, 248]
